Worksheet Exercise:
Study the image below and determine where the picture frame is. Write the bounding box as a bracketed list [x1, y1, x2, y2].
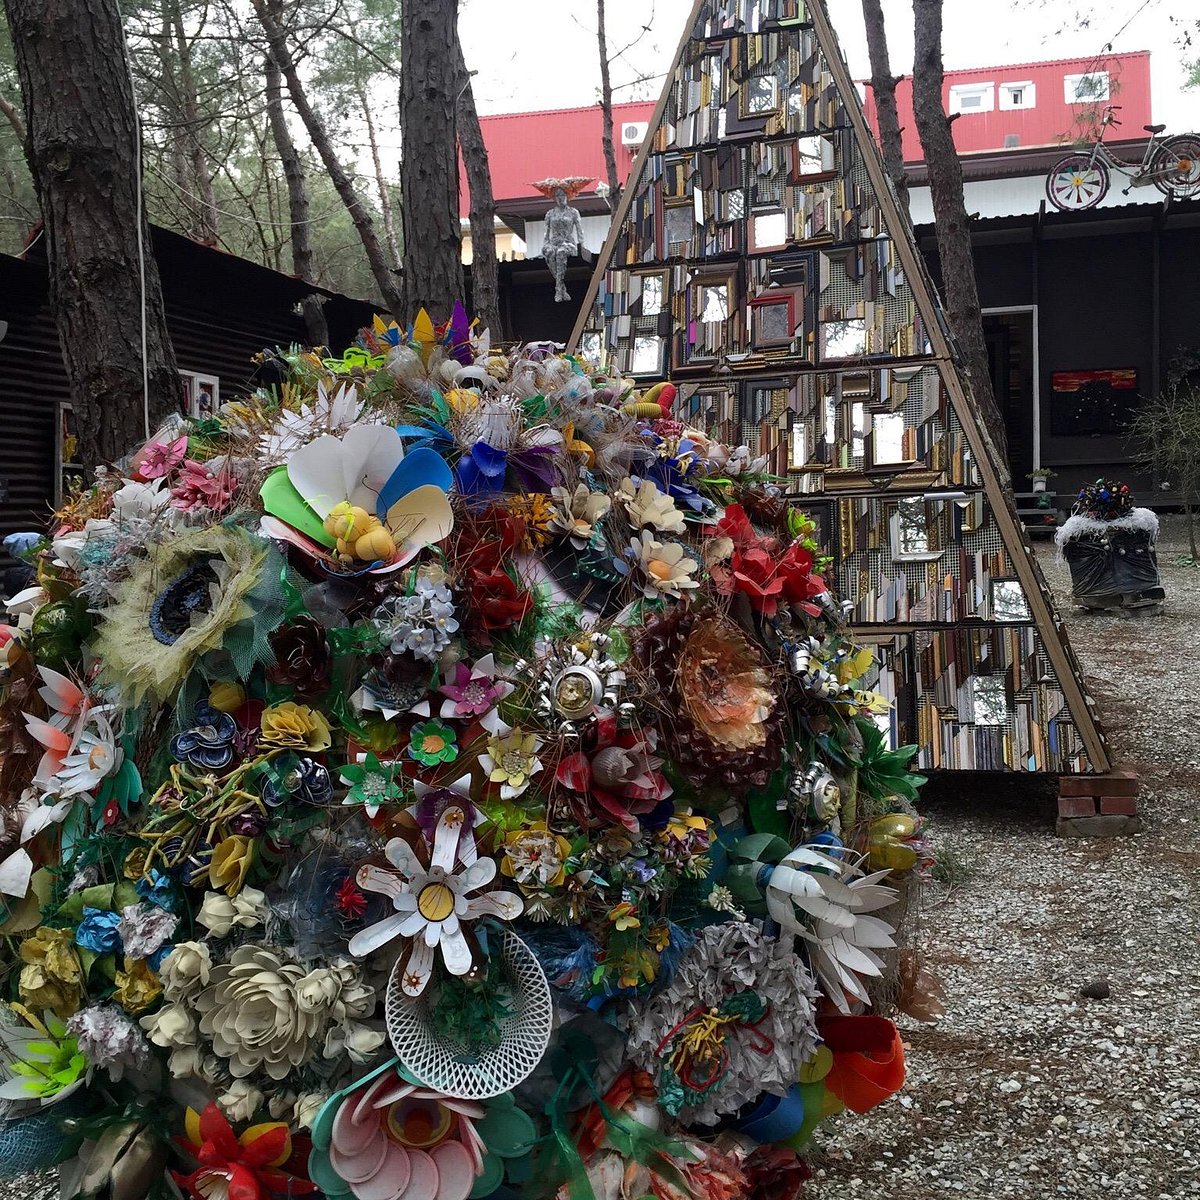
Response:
[749, 290, 798, 349]
[739, 73, 780, 119]
[181, 370, 221, 420]
[628, 334, 666, 377]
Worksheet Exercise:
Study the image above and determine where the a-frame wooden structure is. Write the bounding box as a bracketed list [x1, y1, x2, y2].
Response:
[570, 0, 1112, 778]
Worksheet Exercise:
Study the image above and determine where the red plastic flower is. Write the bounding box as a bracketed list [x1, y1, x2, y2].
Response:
[556, 712, 673, 831]
[333, 874, 368, 920]
[777, 542, 827, 616]
[708, 502, 762, 551]
[174, 1103, 315, 1200]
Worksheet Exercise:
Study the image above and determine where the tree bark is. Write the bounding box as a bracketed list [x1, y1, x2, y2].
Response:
[910, 0, 1009, 480]
[596, 0, 620, 207]
[860, 0, 908, 215]
[263, 0, 328, 346]
[453, 36, 501, 339]
[399, 0, 464, 323]
[4, 0, 180, 469]
[251, 0, 404, 317]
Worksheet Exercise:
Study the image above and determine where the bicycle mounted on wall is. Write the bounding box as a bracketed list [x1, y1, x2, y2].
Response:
[1045, 105, 1200, 211]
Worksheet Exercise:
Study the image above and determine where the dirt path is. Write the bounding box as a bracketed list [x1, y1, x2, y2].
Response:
[812, 517, 1200, 1200]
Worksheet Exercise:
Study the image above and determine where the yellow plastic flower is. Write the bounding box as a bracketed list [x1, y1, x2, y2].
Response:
[18, 927, 84, 1019]
[606, 902, 641, 932]
[648, 924, 671, 952]
[114, 957, 163, 1014]
[209, 835, 256, 895]
[502, 822, 573, 889]
[480, 726, 543, 801]
[260, 701, 331, 751]
[209, 681, 247, 713]
[834, 647, 875, 686]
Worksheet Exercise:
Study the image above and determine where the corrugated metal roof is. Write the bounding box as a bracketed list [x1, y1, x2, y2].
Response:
[458, 100, 656, 215]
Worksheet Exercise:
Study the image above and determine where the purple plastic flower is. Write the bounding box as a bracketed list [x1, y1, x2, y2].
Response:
[438, 654, 513, 719]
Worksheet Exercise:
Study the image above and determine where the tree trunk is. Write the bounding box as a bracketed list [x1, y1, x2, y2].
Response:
[910, 0, 1009, 481]
[860, 0, 908, 215]
[169, 0, 219, 243]
[596, 0, 620, 206]
[263, 0, 328, 347]
[4, 0, 180, 469]
[399, 0, 463, 323]
[356, 75, 401, 270]
[453, 36, 501, 339]
[251, 0, 403, 317]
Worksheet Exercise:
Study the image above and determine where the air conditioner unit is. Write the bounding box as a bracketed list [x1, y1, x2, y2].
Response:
[621, 121, 648, 147]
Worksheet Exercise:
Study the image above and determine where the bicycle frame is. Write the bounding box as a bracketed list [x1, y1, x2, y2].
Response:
[1082, 110, 1169, 188]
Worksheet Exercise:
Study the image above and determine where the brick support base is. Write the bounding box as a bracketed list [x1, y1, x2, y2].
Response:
[1056, 765, 1141, 837]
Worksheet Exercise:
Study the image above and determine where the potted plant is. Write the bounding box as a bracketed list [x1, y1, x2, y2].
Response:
[1026, 467, 1057, 495]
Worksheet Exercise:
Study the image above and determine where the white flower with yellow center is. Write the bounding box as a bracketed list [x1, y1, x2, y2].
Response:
[478, 723, 543, 800]
[548, 483, 611, 548]
[617, 530, 700, 600]
[348, 807, 523, 997]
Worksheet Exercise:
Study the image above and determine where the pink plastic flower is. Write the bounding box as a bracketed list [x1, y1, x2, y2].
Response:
[170, 460, 236, 513]
[438, 653, 513, 720]
[137, 436, 188, 480]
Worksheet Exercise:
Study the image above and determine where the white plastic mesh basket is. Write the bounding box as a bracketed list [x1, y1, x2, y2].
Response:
[385, 929, 553, 1099]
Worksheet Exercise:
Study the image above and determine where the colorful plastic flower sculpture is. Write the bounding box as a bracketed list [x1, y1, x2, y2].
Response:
[0, 1009, 89, 1105]
[348, 808, 523, 997]
[320, 1069, 491, 1200]
[174, 1103, 315, 1200]
[260, 425, 454, 574]
[170, 703, 238, 771]
[556, 714, 673, 832]
[437, 654, 513, 720]
[341, 753, 407, 819]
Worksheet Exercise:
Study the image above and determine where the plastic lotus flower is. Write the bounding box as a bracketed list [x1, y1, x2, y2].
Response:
[765, 845, 899, 1012]
[174, 1103, 316, 1200]
[615, 532, 700, 600]
[479, 723, 543, 800]
[437, 653, 514, 720]
[260, 424, 454, 574]
[547, 484, 611, 548]
[22, 666, 122, 798]
[320, 1069, 491, 1200]
[348, 807, 523, 997]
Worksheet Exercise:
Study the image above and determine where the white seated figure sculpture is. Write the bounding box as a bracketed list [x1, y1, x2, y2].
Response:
[534, 177, 592, 303]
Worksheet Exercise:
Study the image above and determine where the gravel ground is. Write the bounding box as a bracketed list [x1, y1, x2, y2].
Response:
[10, 523, 1199, 1200]
[811, 515, 1200, 1200]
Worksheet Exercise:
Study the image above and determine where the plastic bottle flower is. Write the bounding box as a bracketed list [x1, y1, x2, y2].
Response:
[478, 724, 543, 800]
[320, 1069, 492, 1200]
[616, 477, 686, 534]
[348, 808, 523, 997]
[170, 702, 238, 771]
[341, 753, 407, 819]
[407, 720, 459, 768]
[174, 1103, 315, 1200]
[134, 434, 188, 480]
[0, 1008, 89, 1106]
[437, 654, 513, 720]
[615, 531, 700, 600]
[259, 424, 454, 575]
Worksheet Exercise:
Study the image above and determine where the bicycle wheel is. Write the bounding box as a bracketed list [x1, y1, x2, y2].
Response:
[1046, 154, 1109, 211]
[1151, 134, 1200, 198]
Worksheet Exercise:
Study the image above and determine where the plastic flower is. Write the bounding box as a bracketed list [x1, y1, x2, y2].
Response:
[18, 927, 84, 1018]
[113, 958, 163, 1014]
[479, 724, 543, 800]
[117, 902, 179, 959]
[158, 940, 213, 999]
[502, 822, 573, 889]
[548, 483, 611, 548]
[438, 653, 513, 719]
[617, 477, 686, 534]
[136, 435, 188, 480]
[606, 901, 641, 931]
[267, 614, 332, 698]
[170, 459, 237, 513]
[75, 906, 123, 956]
[349, 808, 523, 996]
[209, 834, 256, 895]
[616, 531, 700, 600]
[170, 702, 237, 770]
[407, 719, 459, 767]
[259, 701, 331, 751]
[174, 1103, 315, 1200]
[0, 1009, 89, 1105]
[66, 1004, 151, 1081]
[340, 753, 407, 818]
[262, 755, 334, 808]
[196, 886, 268, 938]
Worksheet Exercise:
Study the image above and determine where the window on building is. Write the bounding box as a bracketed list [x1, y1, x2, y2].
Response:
[1064, 71, 1110, 104]
[999, 81, 1036, 110]
[948, 82, 994, 115]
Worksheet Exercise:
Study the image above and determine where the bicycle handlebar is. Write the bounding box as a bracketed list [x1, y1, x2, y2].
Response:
[1102, 103, 1123, 126]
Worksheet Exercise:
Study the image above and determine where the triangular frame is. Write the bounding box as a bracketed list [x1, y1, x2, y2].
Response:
[570, 0, 1109, 774]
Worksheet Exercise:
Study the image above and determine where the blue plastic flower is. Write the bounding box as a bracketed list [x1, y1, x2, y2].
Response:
[75, 906, 122, 955]
[262, 755, 334, 808]
[135, 870, 178, 912]
[170, 703, 237, 770]
[454, 441, 509, 498]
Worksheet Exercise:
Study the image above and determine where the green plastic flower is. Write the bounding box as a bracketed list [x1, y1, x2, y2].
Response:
[339, 753, 407, 818]
[0, 1009, 88, 1104]
[406, 719, 459, 768]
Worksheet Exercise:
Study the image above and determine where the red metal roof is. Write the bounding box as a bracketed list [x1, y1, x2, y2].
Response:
[458, 100, 656, 216]
[863, 51, 1153, 162]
